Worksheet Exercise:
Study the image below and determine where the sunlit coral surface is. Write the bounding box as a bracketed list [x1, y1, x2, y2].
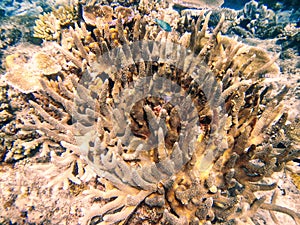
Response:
[0, 0, 299, 225]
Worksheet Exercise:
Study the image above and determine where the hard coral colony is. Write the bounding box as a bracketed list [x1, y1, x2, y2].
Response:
[1, 0, 300, 225]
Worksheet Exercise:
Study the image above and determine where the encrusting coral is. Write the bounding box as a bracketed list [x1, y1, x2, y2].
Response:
[1, 0, 300, 224]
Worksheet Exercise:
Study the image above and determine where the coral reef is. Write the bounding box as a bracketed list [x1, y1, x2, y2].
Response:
[3, 43, 63, 93]
[229, 0, 299, 42]
[0, 17, 41, 73]
[0, 162, 96, 225]
[0, 0, 57, 74]
[179, 0, 299, 47]
[227, 0, 295, 39]
[0, 64, 41, 162]
[34, 5, 78, 41]
[0, 0, 299, 225]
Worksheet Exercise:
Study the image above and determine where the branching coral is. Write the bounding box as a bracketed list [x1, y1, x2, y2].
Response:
[1, 1, 299, 224]
[34, 5, 78, 41]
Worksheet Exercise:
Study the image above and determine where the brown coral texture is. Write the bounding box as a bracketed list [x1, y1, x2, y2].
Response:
[1, 1, 300, 225]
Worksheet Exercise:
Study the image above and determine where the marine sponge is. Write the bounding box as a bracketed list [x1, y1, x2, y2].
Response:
[1, 1, 299, 225]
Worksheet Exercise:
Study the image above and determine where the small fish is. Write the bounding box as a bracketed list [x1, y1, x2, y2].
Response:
[155, 18, 172, 32]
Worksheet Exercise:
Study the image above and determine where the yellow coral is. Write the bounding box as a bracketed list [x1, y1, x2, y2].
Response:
[34, 5, 77, 41]
[291, 172, 300, 190]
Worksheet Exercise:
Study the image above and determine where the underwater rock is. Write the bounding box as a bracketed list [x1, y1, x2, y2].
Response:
[0, 0, 299, 224]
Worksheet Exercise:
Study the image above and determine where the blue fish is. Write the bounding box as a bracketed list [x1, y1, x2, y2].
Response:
[155, 18, 172, 32]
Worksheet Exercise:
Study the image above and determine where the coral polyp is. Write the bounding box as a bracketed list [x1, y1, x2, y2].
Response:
[1, 1, 299, 224]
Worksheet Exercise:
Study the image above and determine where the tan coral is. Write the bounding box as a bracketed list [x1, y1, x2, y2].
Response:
[115, 6, 134, 23]
[52, 5, 78, 26]
[34, 12, 61, 41]
[4, 68, 42, 94]
[28, 4, 298, 224]
[32, 52, 62, 76]
[3, 49, 63, 93]
[3, 53, 40, 93]
[1, 1, 299, 225]
[82, 4, 114, 26]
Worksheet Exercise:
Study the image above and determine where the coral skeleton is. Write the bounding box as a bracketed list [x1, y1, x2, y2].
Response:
[1, 0, 299, 224]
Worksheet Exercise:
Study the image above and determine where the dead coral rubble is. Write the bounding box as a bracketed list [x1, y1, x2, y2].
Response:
[1, 1, 300, 225]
